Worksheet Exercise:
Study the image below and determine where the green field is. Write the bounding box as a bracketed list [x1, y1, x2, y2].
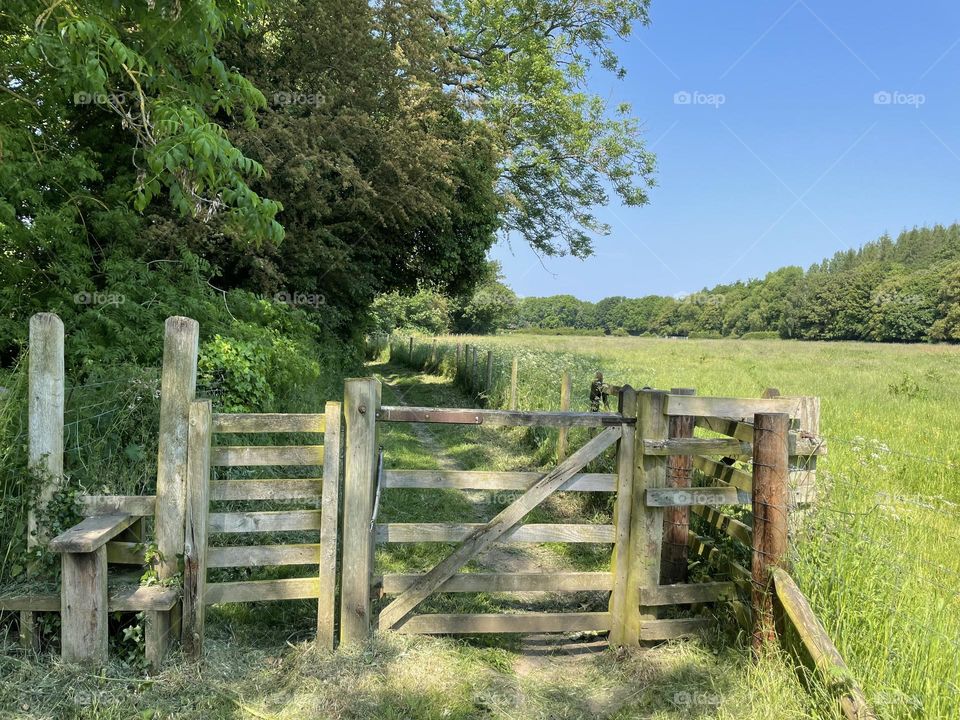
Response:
[406, 334, 960, 718]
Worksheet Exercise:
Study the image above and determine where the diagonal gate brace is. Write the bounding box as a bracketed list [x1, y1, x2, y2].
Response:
[378, 426, 623, 630]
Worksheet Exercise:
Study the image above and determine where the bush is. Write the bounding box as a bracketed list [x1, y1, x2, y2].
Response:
[740, 331, 780, 340]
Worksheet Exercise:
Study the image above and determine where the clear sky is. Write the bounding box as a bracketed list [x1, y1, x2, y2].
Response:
[491, 0, 960, 301]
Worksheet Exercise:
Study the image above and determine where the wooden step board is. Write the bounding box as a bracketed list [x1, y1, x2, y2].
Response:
[0, 585, 179, 612]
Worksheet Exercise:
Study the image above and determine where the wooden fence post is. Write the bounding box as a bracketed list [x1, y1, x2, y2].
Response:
[27, 313, 64, 549]
[182, 399, 212, 661]
[485, 351, 494, 398]
[751, 412, 790, 653]
[408, 337, 414, 363]
[339, 377, 381, 645]
[631, 389, 668, 644]
[431, 339, 437, 369]
[60, 546, 107, 663]
[557, 370, 572, 461]
[25, 313, 64, 650]
[608, 385, 637, 646]
[471, 347, 478, 393]
[317, 400, 342, 650]
[455, 344, 462, 378]
[510, 357, 519, 410]
[662, 388, 695, 584]
[156, 317, 199, 586]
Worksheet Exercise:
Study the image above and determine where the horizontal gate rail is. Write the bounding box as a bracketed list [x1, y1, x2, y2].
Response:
[375, 523, 614, 543]
[384, 470, 616, 492]
[377, 406, 629, 427]
[396, 612, 611, 635]
[213, 413, 326, 433]
[376, 571, 612, 594]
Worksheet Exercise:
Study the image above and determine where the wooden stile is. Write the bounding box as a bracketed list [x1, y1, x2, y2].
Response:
[339, 378, 381, 645]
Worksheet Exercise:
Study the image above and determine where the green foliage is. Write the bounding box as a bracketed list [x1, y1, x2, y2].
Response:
[370, 290, 453, 336]
[450, 262, 518, 333]
[740, 331, 779, 340]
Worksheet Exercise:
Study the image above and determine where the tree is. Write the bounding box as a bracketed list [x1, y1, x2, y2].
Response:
[451, 262, 518, 333]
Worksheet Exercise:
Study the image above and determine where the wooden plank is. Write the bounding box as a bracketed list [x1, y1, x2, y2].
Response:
[665, 395, 801, 420]
[376, 523, 614, 544]
[396, 612, 611, 635]
[630, 390, 669, 645]
[376, 406, 628, 428]
[209, 478, 322, 501]
[106, 541, 142, 564]
[608, 386, 638, 647]
[639, 617, 714, 641]
[339, 378, 381, 645]
[317, 400, 342, 650]
[48, 513, 137, 553]
[640, 582, 736, 606]
[0, 593, 60, 612]
[212, 413, 325, 434]
[646, 486, 750, 507]
[208, 544, 321, 567]
[695, 417, 826, 457]
[384, 470, 615, 492]
[155, 316, 199, 584]
[109, 586, 180, 611]
[687, 531, 751, 585]
[28, 313, 64, 548]
[79, 495, 156, 517]
[752, 412, 790, 652]
[210, 445, 324, 467]
[557, 370, 571, 460]
[209, 510, 322, 533]
[772, 569, 876, 720]
[182, 399, 211, 660]
[378, 427, 623, 631]
[19, 611, 38, 652]
[61, 546, 108, 663]
[145, 610, 171, 671]
[662, 388, 695, 586]
[696, 415, 753, 441]
[648, 436, 823, 456]
[691, 505, 753, 546]
[378, 572, 612, 594]
[205, 577, 320, 604]
[693, 456, 752, 493]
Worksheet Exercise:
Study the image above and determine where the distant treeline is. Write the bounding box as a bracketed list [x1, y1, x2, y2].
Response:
[514, 224, 960, 342]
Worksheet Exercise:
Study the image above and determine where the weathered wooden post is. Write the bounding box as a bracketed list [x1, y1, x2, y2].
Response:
[316, 400, 343, 650]
[408, 337, 414, 363]
[608, 385, 637, 646]
[155, 316, 199, 652]
[455, 344, 462, 378]
[471, 347, 478, 393]
[557, 370, 572, 461]
[485, 351, 494, 400]
[340, 377, 381, 645]
[510, 357, 519, 410]
[24, 313, 64, 649]
[661, 388, 695, 584]
[182, 399, 212, 661]
[751, 411, 790, 653]
[630, 389, 668, 644]
[430, 339, 437, 369]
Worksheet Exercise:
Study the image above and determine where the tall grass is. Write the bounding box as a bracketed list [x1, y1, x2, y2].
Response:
[395, 333, 960, 718]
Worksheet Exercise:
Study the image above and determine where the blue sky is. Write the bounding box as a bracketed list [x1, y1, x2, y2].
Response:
[491, 0, 960, 301]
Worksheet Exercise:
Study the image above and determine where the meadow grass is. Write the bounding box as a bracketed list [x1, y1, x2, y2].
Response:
[404, 334, 960, 718]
